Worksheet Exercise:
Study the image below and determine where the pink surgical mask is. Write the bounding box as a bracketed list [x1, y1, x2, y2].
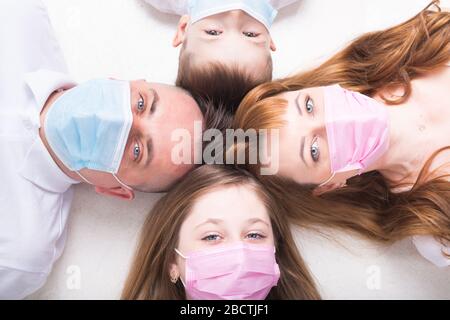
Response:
[320, 84, 390, 186]
[175, 242, 280, 300]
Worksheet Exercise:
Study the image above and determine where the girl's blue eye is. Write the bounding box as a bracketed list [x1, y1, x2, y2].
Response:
[137, 96, 145, 111]
[311, 139, 320, 162]
[243, 32, 259, 38]
[306, 97, 314, 113]
[202, 234, 221, 241]
[133, 143, 141, 160]
[246, 232, 264, 240]
[205, 30, 222, 36]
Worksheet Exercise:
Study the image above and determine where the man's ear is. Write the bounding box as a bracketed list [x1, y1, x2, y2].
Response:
[95, 186, 135, 201]
[270, 38, 277, 52]
[312, 182, 346, 197]
[173, 15, 190, 47]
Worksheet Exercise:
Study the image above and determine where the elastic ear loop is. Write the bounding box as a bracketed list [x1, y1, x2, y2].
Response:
[318, 172, 336, 188]
[75, 171, 94, 185]
[76, 171, 133, 192]
[112, 173, 133, 191]
[174, 249, 187, 287]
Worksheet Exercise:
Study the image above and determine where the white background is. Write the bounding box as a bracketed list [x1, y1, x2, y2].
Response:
[31, 0, 450, 299]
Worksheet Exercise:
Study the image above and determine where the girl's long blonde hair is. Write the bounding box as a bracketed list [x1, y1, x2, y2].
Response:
[121, 165, 321, 300]
[233, 2, 450, 253]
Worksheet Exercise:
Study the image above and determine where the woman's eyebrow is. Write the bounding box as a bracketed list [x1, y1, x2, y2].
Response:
[295, 92, 303, 116]
[300, 136, 307, 167]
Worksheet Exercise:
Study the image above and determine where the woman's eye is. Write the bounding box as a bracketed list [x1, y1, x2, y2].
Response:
[311, 139, 320, 162]
[205, 30, 222, 36]
[133, 143, 141, 161]
[243, 32, 259, 38]
[246, 232, 265, 240]
[202, 234, 221, 242]
[306, 97, 314, 113]
[137, 96, 145, 112]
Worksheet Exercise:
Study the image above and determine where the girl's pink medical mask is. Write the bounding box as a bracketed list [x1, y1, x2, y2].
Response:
[175, 242, 280, 300]
[320, 84, 390, 186]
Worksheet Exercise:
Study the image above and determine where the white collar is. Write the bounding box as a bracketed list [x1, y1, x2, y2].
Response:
[17, 69, 80, 193]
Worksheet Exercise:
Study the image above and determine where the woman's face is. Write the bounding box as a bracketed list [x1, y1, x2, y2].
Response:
[274, 87, 334, 185]
[172, 184, 275, 286]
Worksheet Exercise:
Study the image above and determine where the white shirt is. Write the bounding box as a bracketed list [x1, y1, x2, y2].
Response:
[143, 0, 300, 16]
[0, 0, 79, 299]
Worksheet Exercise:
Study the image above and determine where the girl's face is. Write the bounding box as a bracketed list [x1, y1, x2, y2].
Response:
[172, 184, 275, 286]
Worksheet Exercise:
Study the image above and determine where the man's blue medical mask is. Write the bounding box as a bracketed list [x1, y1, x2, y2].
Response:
[188, 0, 278, 31]
[44, 79, 133, 189]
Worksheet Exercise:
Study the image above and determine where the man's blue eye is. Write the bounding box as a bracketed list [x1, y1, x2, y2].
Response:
[133, 143, 140, 160]
[137, 97, 144, 111]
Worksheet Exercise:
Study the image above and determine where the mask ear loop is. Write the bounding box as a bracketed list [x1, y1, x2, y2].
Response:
[318, 172, 336, 188]
[173, 249, 187, 287]
[77, 171, 133, 193]
[174, 248, 187, 259]
[112, 173, 133, 191]
[76, 171, 94, 185]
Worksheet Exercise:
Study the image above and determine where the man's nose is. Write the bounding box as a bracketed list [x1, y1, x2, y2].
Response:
[131, 113, 149, 136]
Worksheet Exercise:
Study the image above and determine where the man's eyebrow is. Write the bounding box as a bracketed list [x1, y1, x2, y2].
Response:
[142, 88, 158, 168]
[149, 88, 160, 106]
[144, 137, 154, 168]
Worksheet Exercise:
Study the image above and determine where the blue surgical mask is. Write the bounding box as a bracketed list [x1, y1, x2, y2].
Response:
[188, 0, 278, 31]
[44, 79, 133, 189]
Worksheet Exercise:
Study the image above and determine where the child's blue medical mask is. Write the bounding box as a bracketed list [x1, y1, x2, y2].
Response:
[188, 0, 277, 31]
[44, 79, 133, 189]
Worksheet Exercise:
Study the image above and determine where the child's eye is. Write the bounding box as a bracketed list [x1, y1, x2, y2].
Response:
[137, 95, 145, 112]
[202, 234, 222, 242]
[306, 97, 314, 113]
[243, 32, 259, 38]
[246, 232, 265, 240]
[205, 30, 222, 36]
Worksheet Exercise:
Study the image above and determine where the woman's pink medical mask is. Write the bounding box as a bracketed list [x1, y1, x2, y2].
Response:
[174, 242, 280, 300]
[320, 84, 390, 187]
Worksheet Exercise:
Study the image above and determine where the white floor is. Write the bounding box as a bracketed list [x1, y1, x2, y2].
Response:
[30, 0, 450, 299]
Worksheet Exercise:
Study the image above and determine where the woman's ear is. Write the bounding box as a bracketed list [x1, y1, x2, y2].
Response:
[173, 15, 190, 47]
[95, 186, 135, 201]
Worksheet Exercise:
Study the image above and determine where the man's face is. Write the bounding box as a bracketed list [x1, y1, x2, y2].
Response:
[120, 80, 203, 191]
[81, 80, 204, 196]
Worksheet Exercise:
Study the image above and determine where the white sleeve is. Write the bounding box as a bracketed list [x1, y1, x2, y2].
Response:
[269, 0, 300, 10]
[142, 0, 188, 15]
[0, 266, 48, 299]
[412, 236, 450, 268]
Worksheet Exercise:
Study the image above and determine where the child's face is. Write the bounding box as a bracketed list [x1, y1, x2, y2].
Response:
[174, 10, 276, 78]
